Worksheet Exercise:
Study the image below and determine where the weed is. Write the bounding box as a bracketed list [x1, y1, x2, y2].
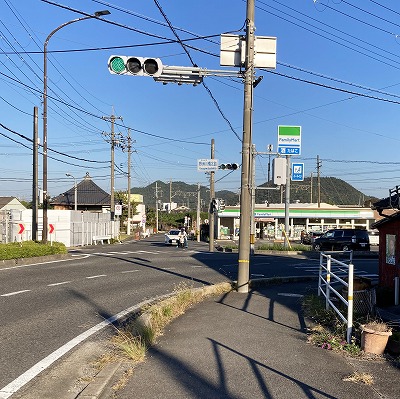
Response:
[303, 294, 362, 357]
[343, 372, 374, 385]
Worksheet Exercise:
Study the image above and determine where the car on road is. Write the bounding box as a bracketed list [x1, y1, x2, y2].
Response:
[164, 229, 180, 245]
[313, 228, 370, 252]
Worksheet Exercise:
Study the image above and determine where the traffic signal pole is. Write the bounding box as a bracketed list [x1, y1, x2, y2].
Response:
[209, 139, 215, 252]
[237, 0, 255, 293]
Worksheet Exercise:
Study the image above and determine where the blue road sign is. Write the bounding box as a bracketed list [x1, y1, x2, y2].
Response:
[291, 162, 304, 181]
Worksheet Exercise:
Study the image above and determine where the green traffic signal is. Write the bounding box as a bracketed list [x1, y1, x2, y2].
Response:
[109, 57, 126, 74]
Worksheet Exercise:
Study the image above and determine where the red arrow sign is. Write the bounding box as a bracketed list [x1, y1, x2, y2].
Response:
[18, 224, 25, 234]
[49, 224, 54, 234]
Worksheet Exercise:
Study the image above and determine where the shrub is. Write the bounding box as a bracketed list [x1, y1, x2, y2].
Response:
[0, 241, 67, 260]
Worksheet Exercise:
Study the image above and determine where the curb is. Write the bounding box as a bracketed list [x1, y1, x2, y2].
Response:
[0, 253, 74, 268]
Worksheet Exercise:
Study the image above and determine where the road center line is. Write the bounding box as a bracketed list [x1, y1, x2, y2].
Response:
[86, 275, 107, 279]
[121, 270, 140, 273]
[47, 281, 71, 287]
[1, 290, 31, 297]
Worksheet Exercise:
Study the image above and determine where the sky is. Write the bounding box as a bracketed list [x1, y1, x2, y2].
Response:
[1, 0, 400, 203]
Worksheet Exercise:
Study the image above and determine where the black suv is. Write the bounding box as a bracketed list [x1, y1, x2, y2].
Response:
[313, 229, 370, 251]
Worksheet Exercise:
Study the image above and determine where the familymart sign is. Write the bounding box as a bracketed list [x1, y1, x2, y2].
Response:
[277, 125, 301, 155]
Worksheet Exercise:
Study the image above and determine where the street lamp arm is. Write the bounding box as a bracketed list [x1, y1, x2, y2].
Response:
[42, 9, 109, 242]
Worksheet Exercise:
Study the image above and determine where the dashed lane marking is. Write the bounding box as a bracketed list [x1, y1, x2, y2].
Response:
[1, 290, 31, 297]
[86, 275, 107, 279]
[47, 281, 71, 287]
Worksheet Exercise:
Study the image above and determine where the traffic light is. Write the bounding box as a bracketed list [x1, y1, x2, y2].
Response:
[108, 55, 163, 77]
[218, 199, 225, 211]
[209, 198, 218, 213]
[219, 163, 239, 170]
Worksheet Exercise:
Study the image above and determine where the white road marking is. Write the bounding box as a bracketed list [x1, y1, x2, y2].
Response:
[251, 274, 265, 277]
[161, 267, 176, 270]
[0, 294, 172, 398]
[47, 281, 71, 287]
[121, 270, 140, 273]
[278, 293, 304, 298]
[191, 265, 203, 268]
[86, 275, 107, 279]
[1, 290, 31, 297]
[0, 255, 90, 272]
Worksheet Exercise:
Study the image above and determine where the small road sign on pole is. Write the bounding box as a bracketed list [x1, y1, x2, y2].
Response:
[291, 163, 305, 181]
[197, 159, 218, 172]
[18, 224, 25, 234]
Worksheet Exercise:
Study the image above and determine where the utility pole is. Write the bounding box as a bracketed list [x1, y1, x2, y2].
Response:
[169, 179, 172, 213]
[237, 0, 255, 293]
[209, 139, 215, 252]
[127, 128, 132, 235]
[32, 106, 38, 242]
[250, 144, 256, 255]
[155, 181, 159, 233]
[197, 182, 201, 242]
[310, 172, 313, 203]
[317, 155, 321, 208]
[102, 113, 122, 220]
[284, 155, 291, 247]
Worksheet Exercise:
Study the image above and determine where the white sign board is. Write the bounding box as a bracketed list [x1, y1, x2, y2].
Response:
[277, 125, 301, 155]
[197, 159, 218, 172]
[220, 34, 277, 68]
[115, 204, 122, 216]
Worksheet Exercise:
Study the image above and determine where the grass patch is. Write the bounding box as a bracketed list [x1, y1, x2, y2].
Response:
[0, 241, 67, 260]
[109, 282, 232, 365]
[257, 243, 311, 251]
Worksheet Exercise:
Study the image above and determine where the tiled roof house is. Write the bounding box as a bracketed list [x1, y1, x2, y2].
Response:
[51, 172, 111, 211]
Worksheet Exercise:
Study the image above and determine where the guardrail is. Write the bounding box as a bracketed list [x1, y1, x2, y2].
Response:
[318, 251, 354, 342]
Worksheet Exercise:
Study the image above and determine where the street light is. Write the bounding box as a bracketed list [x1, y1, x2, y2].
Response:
[66, 173, 77, 211]
[42, 9, 110, 243]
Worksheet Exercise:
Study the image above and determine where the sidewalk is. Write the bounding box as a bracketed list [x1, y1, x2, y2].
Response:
[105, 281, 399, 399]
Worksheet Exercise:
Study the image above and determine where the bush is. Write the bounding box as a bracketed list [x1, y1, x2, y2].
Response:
[257, 243, 310, 251]
[0, 241, 67, 260]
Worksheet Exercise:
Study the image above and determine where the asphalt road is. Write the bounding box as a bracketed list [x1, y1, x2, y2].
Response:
[0, 235, 379, 395]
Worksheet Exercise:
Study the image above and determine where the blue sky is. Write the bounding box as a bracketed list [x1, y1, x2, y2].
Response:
[1, 0, 400, 203]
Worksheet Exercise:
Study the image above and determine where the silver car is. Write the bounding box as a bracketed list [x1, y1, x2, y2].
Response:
[164, 229, 180, 245]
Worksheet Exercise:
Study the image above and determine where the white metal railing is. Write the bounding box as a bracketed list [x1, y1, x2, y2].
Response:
[318, 251, 354, 342]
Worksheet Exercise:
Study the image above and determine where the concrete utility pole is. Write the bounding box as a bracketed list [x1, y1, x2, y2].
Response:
[237, 0, 255, 293]
[209, 139, 215, 252]
[155, 182, 159, 233]
[284, 155, 291, 247]
[102, 113, 122, 220]
[197, 182, 201, 242]
[127, 128, 132, 235]
[317, 155, 321, 207]
[250, 144, 256, 255]
[32, 106, 38, 242]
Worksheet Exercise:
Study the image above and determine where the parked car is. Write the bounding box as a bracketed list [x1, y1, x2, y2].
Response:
[313, 228, 370, 251]
[164, 229, 180, 245]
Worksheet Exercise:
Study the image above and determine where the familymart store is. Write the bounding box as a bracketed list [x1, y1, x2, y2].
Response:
[216, 203, 375, 240]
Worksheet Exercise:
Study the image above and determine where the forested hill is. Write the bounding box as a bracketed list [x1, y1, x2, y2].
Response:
[131, 177, 378, 209]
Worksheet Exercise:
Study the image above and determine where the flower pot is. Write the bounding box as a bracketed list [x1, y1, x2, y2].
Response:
[361, 325, 392, 355]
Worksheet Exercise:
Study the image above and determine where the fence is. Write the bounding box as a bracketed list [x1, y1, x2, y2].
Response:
[0, 209, 120, 247]
[318, 251, 354, 343]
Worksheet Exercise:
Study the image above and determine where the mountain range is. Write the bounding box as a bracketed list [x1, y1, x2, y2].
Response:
[131, 177, 379, 210]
